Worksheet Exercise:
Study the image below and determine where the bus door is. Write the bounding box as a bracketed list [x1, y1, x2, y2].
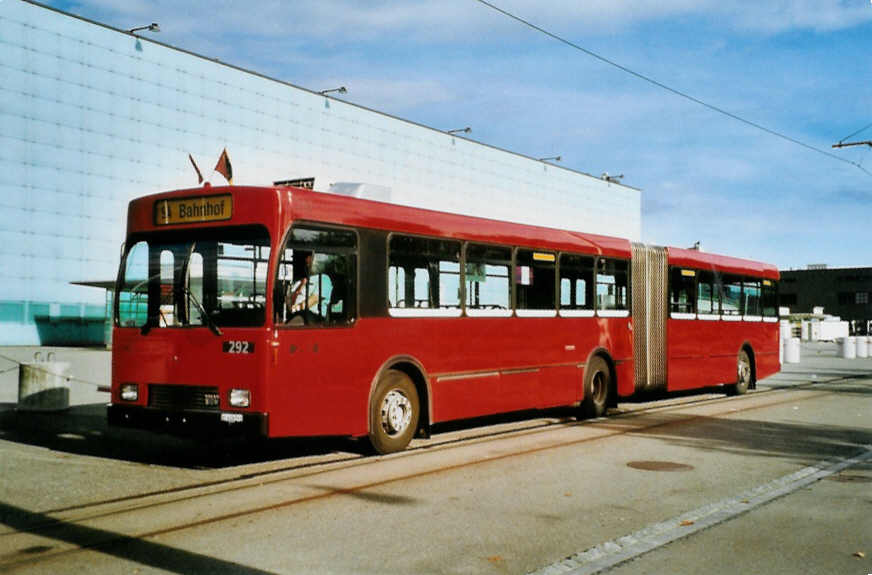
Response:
[271, 225, 360, 436]
[515, 249, 577, 408]
[667, 267, 707, 390]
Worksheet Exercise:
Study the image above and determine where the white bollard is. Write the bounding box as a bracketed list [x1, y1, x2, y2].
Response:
[785, 337, 801, 364]
[839, 337, 856, 359]
[779, 321, 790, 365]
[780, 320, 792, 340]
[858, 336, 869, 359]
[778, 334, 787, 365]
[17, 354, 71, 411]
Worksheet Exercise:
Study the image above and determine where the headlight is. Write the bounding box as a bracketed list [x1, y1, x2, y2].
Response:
[229, 389, 250, 408]
[120, 383, 139, 401]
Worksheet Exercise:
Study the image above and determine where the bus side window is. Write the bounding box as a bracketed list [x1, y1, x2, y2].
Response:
[516, 249, 556, 316]
[465, 244, 512, 317]
[559, 253, 594, 315]
[697, 271, 718, 315]
[743, 278, 761, 317]
[670, 268, 696, 316]
[276, 226, 357, 327]
[722, 275, 743, 316]
[388, 235, 461, 316]
[596, 258, 629, 313]
[762, 279, 778, 318]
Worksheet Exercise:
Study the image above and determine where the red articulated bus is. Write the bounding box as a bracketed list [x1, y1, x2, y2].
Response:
[109, 184, 780, 453]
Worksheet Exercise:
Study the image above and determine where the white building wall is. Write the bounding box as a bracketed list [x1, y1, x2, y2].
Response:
[0, 0, 641, 344]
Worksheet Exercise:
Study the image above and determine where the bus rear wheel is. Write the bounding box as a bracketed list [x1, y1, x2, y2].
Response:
[368, 370, 420, 455]
[580, 356, 610, 419]
[727, 349, 752, 396]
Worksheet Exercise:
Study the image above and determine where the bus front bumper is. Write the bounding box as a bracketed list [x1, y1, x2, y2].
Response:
[108, 404, 268, 437]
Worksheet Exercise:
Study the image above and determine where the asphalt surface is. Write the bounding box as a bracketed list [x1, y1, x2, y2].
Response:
[0, 342, 869, 574]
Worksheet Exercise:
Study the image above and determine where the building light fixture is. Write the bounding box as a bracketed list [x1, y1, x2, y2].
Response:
[128, 23, 160, 34]
[319, 86, 347, 96]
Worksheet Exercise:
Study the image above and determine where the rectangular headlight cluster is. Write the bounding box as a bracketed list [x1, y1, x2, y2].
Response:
[120, 383, 139, 401]
[229, 389, 250, 408]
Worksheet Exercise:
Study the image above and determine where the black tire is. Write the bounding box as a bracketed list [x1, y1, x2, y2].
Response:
[368, 370, 420, 455]
[580, 356, 610, 419]
[727, 349, 752, 396]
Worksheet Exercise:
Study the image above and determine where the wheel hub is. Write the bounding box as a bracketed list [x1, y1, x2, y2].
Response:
[380, 390, 412, 436]
[592, 372, 606, 402]
[738, 360, 751, 383]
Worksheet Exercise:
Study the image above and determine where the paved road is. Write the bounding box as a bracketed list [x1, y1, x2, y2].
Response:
[0, 343, 870, 574]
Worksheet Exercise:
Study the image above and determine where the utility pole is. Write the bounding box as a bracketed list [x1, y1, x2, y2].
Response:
[832, 141, 872, 149]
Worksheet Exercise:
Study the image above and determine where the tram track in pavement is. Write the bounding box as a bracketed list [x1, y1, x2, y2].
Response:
[4, 377, 818, 526]
[0, 376, 862, 571]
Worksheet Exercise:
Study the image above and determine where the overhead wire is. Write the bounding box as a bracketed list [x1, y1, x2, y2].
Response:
[0, 353, 107, 388]
[473, 0, 872, 177]
[838, 121, 872, 144]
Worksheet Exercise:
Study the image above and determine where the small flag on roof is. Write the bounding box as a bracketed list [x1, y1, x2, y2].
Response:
[188, 153, 204, 184]
[214, 148, 233, 185]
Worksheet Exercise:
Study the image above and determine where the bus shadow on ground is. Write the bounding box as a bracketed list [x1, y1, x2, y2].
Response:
[779, 366, 872, 378]
[763, 368, 872, 394]
[613, 414, 872, 466]
[0, 403, 368, 469]
[0, 401, 590, 468]
[598, 387, 872, 467]
[0, 500, 275, 575]
[1, 376, 869, 469]
[427, 384, 746, 437]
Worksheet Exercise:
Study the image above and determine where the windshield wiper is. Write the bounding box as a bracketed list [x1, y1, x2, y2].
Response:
[180, 242, 221, 336]
[133, 274, 160, 336]
[183, 285, 222, 336]
[140, 309, 169, 335]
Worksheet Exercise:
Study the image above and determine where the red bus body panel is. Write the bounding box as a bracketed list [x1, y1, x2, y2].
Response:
[111, 185, 779, 439]
[111, 327, 272, 411]
[667, 319, 779, 391]
[266, 315, 633, 437]
[665, 247, 780, 391]
[667, 247, 779, 280]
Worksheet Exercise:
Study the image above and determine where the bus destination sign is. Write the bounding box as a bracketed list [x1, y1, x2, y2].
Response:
[155, 194, 233, 225]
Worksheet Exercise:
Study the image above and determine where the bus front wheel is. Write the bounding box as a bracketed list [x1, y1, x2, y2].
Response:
[580, 356, 610, 419]
[368, 370, 420, 455]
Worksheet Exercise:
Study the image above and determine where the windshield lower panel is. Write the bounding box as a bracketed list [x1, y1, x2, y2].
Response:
[117, 226, 271, 329]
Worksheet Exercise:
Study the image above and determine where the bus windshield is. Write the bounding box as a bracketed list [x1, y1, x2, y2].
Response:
[116, 226, 271, 330]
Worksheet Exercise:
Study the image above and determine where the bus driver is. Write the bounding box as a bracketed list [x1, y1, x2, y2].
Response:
[285, 250, 321, 323]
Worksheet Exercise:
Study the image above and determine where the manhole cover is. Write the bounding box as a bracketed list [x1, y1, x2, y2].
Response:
[627, 460, 694, 472]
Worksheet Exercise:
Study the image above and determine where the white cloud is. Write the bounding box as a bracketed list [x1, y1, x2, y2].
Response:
[61, 0, 872, 46]
[715, 0, 872, 33]
[50, 0, 872, 269]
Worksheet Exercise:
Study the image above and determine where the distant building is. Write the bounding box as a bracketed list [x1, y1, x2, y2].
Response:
[779, 267, 872, 335]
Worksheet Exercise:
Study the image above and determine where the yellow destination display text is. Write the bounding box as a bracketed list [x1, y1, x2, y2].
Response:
[155, 194, 233, 225]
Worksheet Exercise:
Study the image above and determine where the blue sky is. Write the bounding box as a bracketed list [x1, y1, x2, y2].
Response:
[47, 0, 872, 269]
